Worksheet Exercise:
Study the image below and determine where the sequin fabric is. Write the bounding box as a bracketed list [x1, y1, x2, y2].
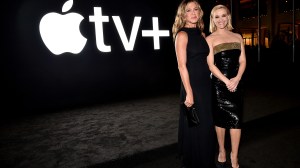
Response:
[212, 42, 243, 129]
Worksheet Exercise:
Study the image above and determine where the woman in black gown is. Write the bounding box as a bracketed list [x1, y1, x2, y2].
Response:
[206, 4, 246, 168]
[172, 0, 216, 167]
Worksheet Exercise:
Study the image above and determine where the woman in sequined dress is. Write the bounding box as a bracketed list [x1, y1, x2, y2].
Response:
[206, 4, 246, 168]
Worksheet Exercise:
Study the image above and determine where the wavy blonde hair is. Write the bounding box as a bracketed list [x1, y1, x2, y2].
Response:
[209, 4, 233, 33]
[172, 0, 204, 41]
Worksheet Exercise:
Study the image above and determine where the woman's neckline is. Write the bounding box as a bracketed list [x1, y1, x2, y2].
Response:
[183, 26, 198, 29]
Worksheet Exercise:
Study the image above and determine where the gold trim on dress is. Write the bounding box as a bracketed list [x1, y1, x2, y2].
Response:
[213, 42, 241, 55]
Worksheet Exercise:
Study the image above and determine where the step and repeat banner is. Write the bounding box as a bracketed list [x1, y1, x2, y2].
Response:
[2, 0, 181, 113]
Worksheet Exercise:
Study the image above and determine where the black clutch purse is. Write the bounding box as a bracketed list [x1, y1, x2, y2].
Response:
[181, 104, 200, 127]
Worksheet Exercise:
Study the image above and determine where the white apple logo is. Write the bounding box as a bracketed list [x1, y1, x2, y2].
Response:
[39, 0, 87, 55]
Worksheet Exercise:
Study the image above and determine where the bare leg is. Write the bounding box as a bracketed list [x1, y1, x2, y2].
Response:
[215, 126, 226, 162]
[230, 128, 241, 168]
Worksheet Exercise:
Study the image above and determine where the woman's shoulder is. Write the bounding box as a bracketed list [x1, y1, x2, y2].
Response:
[175, 30, 188, 43]
[206, 32, 216, 37]
[176, 30, 188, 38]
[231, 32, 243, 40]
[206, 32, 217, 43]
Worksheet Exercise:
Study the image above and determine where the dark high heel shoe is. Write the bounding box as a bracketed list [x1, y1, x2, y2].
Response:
[216, 161, 227, 168]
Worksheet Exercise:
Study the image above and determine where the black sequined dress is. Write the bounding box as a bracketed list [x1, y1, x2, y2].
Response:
[212, 42, 244, 129]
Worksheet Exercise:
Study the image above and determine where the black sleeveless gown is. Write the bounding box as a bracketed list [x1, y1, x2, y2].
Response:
[177, 27, 216, 168]
[212, 42, 243, 129]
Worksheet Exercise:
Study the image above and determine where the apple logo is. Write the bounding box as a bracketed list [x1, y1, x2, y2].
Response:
[39, 0, 87, 55]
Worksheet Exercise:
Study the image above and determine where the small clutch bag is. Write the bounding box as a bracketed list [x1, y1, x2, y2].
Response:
[181, 104, 200, 127]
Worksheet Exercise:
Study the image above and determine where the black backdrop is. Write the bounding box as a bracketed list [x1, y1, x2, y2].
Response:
[1, 0, 212, 116]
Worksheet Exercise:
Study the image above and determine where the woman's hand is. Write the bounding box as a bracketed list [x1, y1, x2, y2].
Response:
[185, 94, 194, 107]
[227, 77, 240, 92]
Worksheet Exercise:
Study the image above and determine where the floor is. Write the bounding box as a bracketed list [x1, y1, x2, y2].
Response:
[1, 63, 300, 168]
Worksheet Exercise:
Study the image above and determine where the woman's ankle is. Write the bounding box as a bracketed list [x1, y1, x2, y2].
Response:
[218, 150, 226, 162]
[230, 152, 239, 168]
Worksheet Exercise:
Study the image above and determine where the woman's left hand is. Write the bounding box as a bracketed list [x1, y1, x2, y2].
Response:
[227, 77, 239, 92]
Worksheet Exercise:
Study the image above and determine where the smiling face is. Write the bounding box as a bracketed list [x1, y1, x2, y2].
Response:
[212, 8, 229, 30]
[184, 2, 201, 27]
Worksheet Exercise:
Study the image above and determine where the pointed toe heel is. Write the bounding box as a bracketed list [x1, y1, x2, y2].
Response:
[216, 161, 227, 168]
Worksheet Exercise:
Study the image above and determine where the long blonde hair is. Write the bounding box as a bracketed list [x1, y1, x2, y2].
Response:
[172, 0, 204, 41]
[209, 4, 233, 33]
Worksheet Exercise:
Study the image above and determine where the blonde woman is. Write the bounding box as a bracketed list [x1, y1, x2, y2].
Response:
[172, 0, 216, 167]
[206, 4, 246, 168]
